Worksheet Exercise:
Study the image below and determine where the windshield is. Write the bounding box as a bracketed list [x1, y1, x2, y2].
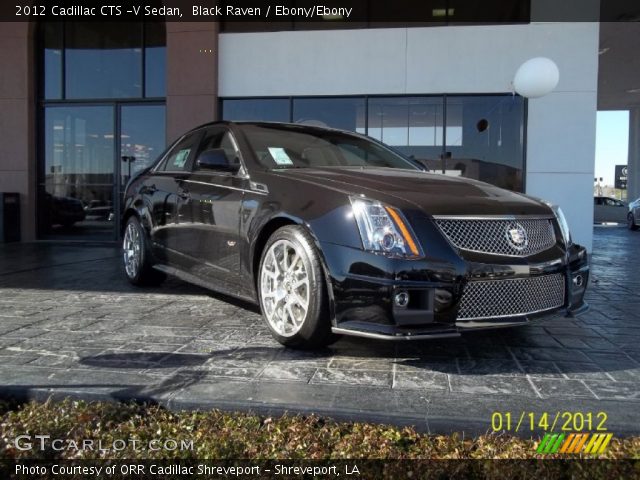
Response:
[241, 124, 420, 171]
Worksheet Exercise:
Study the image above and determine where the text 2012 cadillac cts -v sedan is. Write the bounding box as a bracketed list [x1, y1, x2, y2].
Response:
[121, 121, 589, 348]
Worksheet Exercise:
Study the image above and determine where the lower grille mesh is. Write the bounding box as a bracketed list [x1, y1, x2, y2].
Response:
[457, 274, 565, 320]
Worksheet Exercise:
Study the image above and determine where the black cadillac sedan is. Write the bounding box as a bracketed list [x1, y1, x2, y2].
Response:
[121, 121, 589, 348]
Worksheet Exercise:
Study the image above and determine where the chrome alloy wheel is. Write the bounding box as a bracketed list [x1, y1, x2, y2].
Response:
[260, 239, 311, 337]
[123, 222, 142, 279]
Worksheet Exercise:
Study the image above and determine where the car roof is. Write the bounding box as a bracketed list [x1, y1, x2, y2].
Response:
[183, 120, 358, 136]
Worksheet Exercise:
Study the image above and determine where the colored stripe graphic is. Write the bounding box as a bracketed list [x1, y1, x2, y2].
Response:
[585, 433, 613, 454]
[537, 432, 613, 454]
[559, 433, 575, 453]
[536, 434, 551, 453]
[537, 433, 565, 453]
[597, 433, 613, 454]
[550, 433, 566, 453]
[572, 433, 589, 453]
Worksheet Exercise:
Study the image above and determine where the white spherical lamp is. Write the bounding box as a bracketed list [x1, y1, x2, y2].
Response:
[513, 57, 560, 99]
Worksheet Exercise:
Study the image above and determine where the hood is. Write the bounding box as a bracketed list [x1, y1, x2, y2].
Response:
[271, 167, 552, 217]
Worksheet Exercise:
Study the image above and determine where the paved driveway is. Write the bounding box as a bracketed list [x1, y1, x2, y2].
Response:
[0, 227, 639, 435]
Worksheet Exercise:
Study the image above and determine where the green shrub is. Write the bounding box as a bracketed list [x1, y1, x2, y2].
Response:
[1, 399, 638, 460]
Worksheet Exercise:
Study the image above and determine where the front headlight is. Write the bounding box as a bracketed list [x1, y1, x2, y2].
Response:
[349, 196, 423, 258]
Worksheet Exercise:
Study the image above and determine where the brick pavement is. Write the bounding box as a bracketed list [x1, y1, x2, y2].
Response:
[0, 227, 638, 435]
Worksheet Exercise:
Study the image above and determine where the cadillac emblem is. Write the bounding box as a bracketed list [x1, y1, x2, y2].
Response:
[506, 222, 528, 250]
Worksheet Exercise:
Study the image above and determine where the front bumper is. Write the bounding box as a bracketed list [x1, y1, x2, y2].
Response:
[320, 241, 590, 340]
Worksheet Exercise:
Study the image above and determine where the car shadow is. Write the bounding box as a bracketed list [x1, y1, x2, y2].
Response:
[77, 325, 631, 380]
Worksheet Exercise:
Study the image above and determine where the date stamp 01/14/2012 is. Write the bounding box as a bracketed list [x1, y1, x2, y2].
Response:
[491, 411, 613, 455]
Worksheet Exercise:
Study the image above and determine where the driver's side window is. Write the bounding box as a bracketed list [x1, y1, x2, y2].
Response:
[197, 128, 241, 171]
[160, 130, 203, 172]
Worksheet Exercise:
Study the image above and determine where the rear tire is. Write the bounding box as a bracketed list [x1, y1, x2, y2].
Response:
[628, 212, 638, 231]
[122, 216, 166, 286]
[258, 225, 338, 349]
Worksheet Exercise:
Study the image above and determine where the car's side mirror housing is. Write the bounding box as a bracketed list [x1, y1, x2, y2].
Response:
[196, 149, 240, 173]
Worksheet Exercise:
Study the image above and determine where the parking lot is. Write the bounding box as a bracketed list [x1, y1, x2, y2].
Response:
[0, 227, 639, 435]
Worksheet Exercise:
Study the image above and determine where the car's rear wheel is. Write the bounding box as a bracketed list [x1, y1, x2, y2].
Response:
[122, 216, 166, 286]
[258, 225, 337, 348]
[628, 212, 638, 231]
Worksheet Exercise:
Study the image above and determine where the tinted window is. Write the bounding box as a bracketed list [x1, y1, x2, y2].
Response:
[42, 23, 63, 99]
[44, 22, 165, 100]
[65, 22, 143, 99]
[199, 127, 226, 153]
[120, 105, 166, 184]
[161, 131, 203, 172]
[197, 128, 241, 170]
[44, 106, 114, 182]
[145, 22, 166, 97]
[444, 96, 525, 191]
[242, 125, 418, 170]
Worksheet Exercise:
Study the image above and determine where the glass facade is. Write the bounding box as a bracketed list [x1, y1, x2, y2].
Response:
[223, 95, 525, 191]
[223, 98, 290, 122]
[292, 97, 366, 131]
[65, 22, 143, 99]
[38, 22, 167, 240]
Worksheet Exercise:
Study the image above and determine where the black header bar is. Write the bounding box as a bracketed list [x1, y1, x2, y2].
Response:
[2, 0, 639, 23]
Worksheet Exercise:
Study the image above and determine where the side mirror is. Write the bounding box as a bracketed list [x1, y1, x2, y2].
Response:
[196, 149, 240, 173]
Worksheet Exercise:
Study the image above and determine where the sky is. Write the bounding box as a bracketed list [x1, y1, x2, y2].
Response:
[595, 110, 629, 186]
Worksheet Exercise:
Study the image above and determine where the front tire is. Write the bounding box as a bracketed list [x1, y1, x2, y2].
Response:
[258, 225, 337, 349]
[628, 212, 638, 231]
[122, 216, 166, 286]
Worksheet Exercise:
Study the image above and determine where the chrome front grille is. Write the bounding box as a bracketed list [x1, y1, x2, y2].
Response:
[457, 273, 565, 320]
[434, 217, 557, 256]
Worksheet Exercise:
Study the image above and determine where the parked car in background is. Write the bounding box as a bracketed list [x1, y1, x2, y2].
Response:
[594, 196, 628, 224]
[45, 193, 86, 228]
[84, 199, 113, 221]
[628, 197, 640, 230]
[121, 121, 589, 348]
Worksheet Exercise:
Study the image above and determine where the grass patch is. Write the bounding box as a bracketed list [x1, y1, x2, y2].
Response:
[0, 399, 639, 460]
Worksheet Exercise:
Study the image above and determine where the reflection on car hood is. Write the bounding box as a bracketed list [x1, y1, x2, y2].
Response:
[273, 167, 552, 216]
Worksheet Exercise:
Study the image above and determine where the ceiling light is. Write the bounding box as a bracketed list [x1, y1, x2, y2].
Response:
[627, 88, 640, 93]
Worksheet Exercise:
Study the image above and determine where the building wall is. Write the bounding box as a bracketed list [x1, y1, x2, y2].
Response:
[218, 23, 600, 251]
[166, 22, 219, 144]
[0, 23, 36, 241]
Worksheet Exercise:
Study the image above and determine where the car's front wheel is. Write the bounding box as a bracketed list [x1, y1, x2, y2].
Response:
[258, 225, 337, 349]
[122, 216, 166, 286]
[628, 212, 638, 231]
